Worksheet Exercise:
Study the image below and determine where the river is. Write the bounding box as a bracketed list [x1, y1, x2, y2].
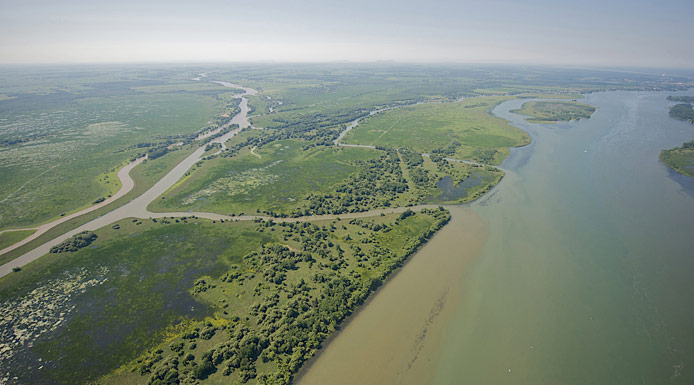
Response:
[299, 90, 694, 385]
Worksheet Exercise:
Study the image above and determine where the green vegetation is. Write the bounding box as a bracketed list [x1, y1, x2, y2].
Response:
[512, 100, 596, 123]
[0, 144, 198, 267]
[342, 97, 529, 164]
[0, 208, 449, 384]
[668, 103, 694, 123]
[662, 96, 694, 176]
[48, 230, 97, 253]
[660, 141, 694, 177]
[667, 96, 694, 103]
[151, 140, 381, 216]
[150, 137, 502, 217]
[1, 64, 690, 385]
[0, 229, 36, 250]
[0, 69, 243, 230]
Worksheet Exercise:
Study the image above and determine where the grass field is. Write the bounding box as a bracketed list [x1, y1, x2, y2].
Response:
[342, 96, 530, 164]
[0, 145, 197, 266]
[0, 68, 232, 230]
[149, 140, 380, 215]
[512, 100, 596, 123]
[0, 229, 36, 250]
[0, 206, 447, 384]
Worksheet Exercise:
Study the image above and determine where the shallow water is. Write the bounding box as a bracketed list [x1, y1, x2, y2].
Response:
[300, 90, 694, 384]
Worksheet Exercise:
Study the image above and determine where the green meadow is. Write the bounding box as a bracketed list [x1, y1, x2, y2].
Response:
[0, 69, 237, 231]
[0, 229, 36, 250]
[0, 145, 197, 265]
[342, 96, 530, 164]
[150, 140, 380, 216]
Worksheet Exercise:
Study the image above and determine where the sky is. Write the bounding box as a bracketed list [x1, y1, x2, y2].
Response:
[0, 0, 693, 68]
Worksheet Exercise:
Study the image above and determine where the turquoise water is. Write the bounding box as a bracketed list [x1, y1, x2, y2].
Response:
[435, 90, 694, 384]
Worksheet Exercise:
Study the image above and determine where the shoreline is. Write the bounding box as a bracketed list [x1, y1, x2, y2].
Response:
[295, 205, 489, 385]
[294, 97, 537, 384]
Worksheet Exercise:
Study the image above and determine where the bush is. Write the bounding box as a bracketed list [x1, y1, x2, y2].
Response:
[49, 231, 98, 253]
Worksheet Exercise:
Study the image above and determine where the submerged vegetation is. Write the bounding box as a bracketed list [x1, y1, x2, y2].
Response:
[511, 100, 596, 123]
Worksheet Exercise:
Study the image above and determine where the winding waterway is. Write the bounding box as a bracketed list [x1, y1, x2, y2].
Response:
[299, 90, 694, 384]
[0, 83, 257, 277]
[3, 86, 694, 383]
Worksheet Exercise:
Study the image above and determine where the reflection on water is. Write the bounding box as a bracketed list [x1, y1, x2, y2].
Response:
[431, 174, 482, 202]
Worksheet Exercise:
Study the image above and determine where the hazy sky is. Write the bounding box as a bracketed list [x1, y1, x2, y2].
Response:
[1, 0, 692, 68]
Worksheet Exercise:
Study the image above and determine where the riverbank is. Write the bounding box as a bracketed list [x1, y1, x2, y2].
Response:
[431, 90, 694, 385]
[296, 205, 488, 385]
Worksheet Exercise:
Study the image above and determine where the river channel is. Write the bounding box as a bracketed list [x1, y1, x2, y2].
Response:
[0, 83, 257, 276]
[299, 90, 694, 385]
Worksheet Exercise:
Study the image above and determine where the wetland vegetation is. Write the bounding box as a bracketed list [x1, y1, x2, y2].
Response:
[660, 140, 694, 177]
[511, 100, 596, 123]
[661, 95, 694, 176]
[668, 102, 694, 123]
[341, 96, 530, 164]
[1, 64, 691, 385]
[1, 208, 449, 384]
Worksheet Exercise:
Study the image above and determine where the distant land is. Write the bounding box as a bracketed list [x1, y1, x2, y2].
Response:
[511, 100, 596, 123]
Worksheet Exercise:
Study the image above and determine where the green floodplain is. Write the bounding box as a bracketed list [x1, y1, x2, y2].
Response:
[0, 230, 36, 250]
[0, 64, 693, 384]
[661, 96, 694, 177]
[511, 100, 596, 123]
[660, 141, 694, 177]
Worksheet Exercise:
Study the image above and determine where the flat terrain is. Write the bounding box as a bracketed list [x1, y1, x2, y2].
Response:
[0, 209, 449, 384]
[1, 65, 690, 385]
[669, 103, 694, 123]
[150, 140, 380, 216]
[660, 141, 694, 177]
[149, 138, 503, 218]
[0, 230, 36, 250]
[341, 97, 530, 164]
[0, 72, 236, 230]
[511, 100, 596, 123]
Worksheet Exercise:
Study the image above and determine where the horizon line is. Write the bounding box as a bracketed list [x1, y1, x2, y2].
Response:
[1, 60, 693, 74]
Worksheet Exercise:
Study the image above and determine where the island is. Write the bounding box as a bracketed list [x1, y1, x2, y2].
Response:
[661, 141, 694, 177]
[511, 100, 596, 123]
[668, 102, 694, 124]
